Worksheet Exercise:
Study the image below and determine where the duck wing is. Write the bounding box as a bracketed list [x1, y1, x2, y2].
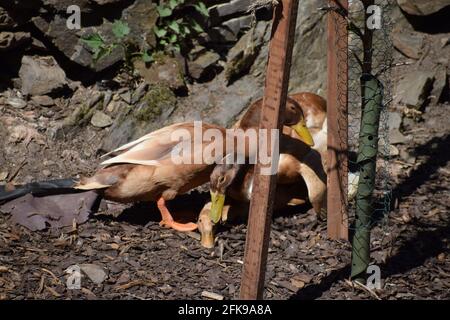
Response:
[100, 122, 226, 167]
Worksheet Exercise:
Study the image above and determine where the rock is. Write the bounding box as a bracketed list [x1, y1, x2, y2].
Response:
[63, 104, 96, 128]
[93, 0, 124, 4]
[210, 15, 254, 42]
[0, 7, 16, 29]
[131, 82, 149, 104]
[121, 0, 158, 49]
[32, 0, 158, 72]
[430, 67, 448, 103]
[225, 21, 269, 83]
[441, 37, 450, 48]
[0, 171, 8, 181]
[33, 16, 124, 73]
[396, 71, 435, 109]
[288, 0, 328, 93]
[390, 129, 410, 145]
[389, 144, 400, 157]
[103, 90, 113, 109]
[79, 264, 107, 284]
[392, 27, 423, 59]
[399, 149, 416, 164]
[134, 56, 186, 91]
[397, 0, 450, 16]
[188, 51, 221, 80]
[42, 169, 52, 177]
[91, 111, 113, 128]
[101, 84, 177, 151]
[209, 0, 253, 25]
[19, 56, 67, 96]
[119, 91, 132, 104]
[223, 15, 254, 38]
[6, 97, 26, 109]
[0, 32, 31, 52]
[188, 44, 207, 60]
[30, 95, 54, 107]
[41, 0, 93, 13]
[290, 278, 305, 289]
[87, 91, 104, 108]
[389, 111, 409, 144]
[30, 38, 48, 52]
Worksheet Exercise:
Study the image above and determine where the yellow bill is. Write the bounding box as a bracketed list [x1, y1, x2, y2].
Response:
[291, 119, 315, 147]
[209, 190, 225, 224]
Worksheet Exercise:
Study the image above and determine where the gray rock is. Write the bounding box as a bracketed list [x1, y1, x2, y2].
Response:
[131, 82, 149, 104]
[103, 90, 113, 109]
[399, 149, 416, 164]
[6, 97, 26, 109]
[225, 21, 269, 83]
[0, 171, 8, 181]
[0, 8, 16, 29]
[223, 15, 254, 37]
[19, 56, 67, 96]
[209, 0, 253, 25]
[33, 16, 123, 72]
[211, 15, 254, 42]
[388, 111, 403, 132]
[389, 145, 400, 157]
[31, 95, 54, 107]
[441, 37, 450, 48]
[42, 0, 92, 12]
[92, 0, 125, 4]
[87, 91, 104, 108]
[396, 71, 435, 109]
[430, 67, 448, 103]
[397, 0, 450, 16]
[0, 32, 31, 52]
[32, 0, 158, 72]
[119, 91, 132, 104]
[91, 111, 113, 128]
[134, 57, 186, 91]
[392, 27, 423, 59]
[79, 264, 107, 284]
[388, 111, 408, 146]
[121, 0, 158, 49]
[288, 0, 328, 94]
[101, 85, 177, 151]
[188, 51, 221, 80]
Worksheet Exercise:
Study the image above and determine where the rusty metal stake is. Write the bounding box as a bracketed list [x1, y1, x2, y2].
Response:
[326, 0, 349, 241]
[239, 0, 299, 300]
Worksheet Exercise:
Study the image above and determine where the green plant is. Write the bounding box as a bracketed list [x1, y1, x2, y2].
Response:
[82, 20, 153, 71]
[81, 20, 133, 62]
[81, 1, 209, 68]
[152, 0, 209, 57]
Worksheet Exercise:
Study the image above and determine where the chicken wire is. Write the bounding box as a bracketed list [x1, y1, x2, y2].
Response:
[328, 0, 394, 280]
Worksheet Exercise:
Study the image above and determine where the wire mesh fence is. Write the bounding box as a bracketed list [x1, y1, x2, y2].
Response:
[328, 0, 394, 280]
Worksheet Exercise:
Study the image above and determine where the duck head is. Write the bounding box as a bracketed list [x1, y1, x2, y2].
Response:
[209, 159, 240, 224]
[285, 98, 315, 147]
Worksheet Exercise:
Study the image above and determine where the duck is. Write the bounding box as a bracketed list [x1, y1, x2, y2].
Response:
[288, 92, 327, 168]
[203, 93, 327, 243]
[75, 109, 315, 233]
[74, 121, 236, 232]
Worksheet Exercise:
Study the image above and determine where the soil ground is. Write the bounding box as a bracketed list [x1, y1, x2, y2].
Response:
[0, 97, 449, 300]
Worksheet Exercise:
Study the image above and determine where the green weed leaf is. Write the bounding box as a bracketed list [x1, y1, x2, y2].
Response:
[112, 20, 130, 39]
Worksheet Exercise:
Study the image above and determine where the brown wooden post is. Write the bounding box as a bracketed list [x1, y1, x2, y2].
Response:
[326, 0, 349, 240]
[239, 0, 299, 300]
